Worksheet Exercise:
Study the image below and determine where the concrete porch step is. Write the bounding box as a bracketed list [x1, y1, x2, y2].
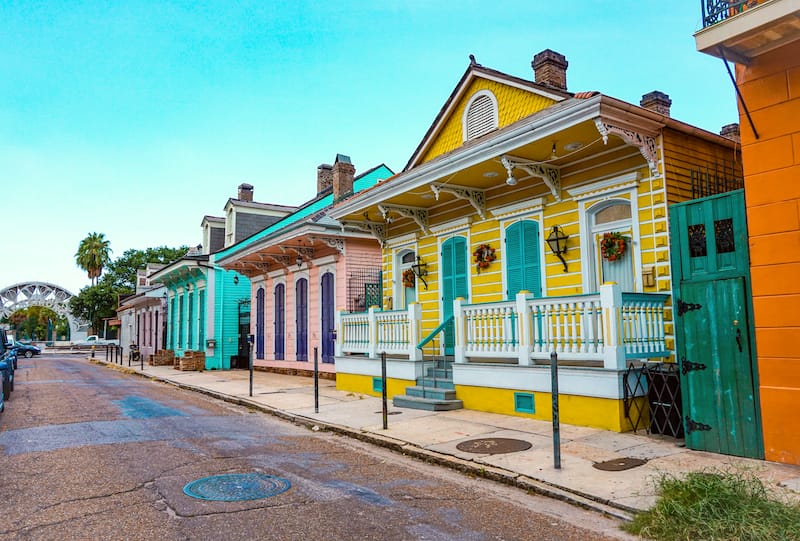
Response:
[392, 394, 463, 411]
[405, 386, 458, 401]
[418, 377, 455, 390]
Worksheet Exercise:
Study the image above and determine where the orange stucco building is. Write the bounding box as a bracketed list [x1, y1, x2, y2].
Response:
[695, 0, 800, 464]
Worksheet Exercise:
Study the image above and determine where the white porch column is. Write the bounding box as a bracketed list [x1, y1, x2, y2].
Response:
[334, 309, 344, 357]
[408, 303, 423, 361]
[367, 306, 378, 359]
[516, 291, 533, 366]
[453, 297, 466, 364]
[600, 282, 626, 370]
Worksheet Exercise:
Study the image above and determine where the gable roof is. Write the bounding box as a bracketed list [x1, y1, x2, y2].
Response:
[404, 59, 572, 171]
[214, 162, 394, 264]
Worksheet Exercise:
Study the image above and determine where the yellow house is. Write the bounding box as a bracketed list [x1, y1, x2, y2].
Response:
[328, 50, 742, 432]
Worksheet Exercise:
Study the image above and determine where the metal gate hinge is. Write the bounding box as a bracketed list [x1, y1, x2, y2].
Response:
[685, 416, 712, 434]
[680, 357, 707, 375]
[677, 299, 702, 316]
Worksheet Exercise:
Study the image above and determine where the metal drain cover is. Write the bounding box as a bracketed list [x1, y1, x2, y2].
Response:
[183, 473, 291, 501]
[593, 457, 647, 471]
[456, 438, 532, 454]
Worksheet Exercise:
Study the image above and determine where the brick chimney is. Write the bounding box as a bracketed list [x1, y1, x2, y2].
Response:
[532, 49, 568, 90]
[317, 163, 333, 195]
[640, 91, 672, 117]
[332, 154, 355, 202]
[237, 183, 254, 202]
[720, 123, 741, 143]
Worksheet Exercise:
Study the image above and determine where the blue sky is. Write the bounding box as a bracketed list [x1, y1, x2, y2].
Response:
[1, 1, 737, 296]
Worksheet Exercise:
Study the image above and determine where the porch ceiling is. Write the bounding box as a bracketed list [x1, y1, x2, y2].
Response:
[223, 232, 344, 276]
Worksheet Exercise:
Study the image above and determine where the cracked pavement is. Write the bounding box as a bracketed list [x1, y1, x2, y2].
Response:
[0, 355, 636, 540]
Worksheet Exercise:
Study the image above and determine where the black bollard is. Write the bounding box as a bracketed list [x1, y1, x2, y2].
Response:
[551, 351, 561, 470]
[314, 347, 319, 414]
[381, 351, 388, 430]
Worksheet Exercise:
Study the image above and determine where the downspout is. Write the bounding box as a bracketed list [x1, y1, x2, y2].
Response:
[719, 47, 759, 140]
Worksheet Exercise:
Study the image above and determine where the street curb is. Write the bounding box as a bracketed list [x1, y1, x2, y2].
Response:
[96, 359, 635, 521]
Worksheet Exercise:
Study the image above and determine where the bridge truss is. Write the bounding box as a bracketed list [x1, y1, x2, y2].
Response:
[0, 282, 89, 338]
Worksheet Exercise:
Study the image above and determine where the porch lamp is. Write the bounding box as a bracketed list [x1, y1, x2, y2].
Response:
[296, 254, 303, 268]
[546, 225, 569, 272]
[411, 256, 429, 290]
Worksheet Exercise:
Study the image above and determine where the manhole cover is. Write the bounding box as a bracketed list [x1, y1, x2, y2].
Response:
[373, 411, 402, 415]
[593, 457, 647, 471]
[183, 473, 291, 501]
[456, 438, 532, 454]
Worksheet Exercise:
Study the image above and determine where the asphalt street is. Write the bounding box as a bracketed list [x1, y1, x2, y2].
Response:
[0, 354, 636, 540]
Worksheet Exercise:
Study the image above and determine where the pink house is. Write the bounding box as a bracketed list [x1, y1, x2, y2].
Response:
[215, 155, 393, 375]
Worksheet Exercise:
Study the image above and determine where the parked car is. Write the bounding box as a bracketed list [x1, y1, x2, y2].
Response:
[11, 341, 40, 359]
[74, 335, 119, 346]
[0, 359, 6, 412]
[0, 350, 14, 400]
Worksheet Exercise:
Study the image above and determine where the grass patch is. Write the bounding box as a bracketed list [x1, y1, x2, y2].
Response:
[624, 469, 800, 541]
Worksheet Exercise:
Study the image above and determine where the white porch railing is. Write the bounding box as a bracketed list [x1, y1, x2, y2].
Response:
[336, 303, 423, 360]
[336, 283, 669, 369]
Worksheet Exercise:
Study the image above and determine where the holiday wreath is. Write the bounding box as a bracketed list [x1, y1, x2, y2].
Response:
[402, 268, 415, 288]
[601, 232, 627, 261]
[473, 244, 497, 271]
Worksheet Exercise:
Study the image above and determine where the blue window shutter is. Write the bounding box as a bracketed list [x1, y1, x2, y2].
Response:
[506, 221, 542, 299]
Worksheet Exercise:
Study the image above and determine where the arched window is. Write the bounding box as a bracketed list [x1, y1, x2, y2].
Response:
[397, 249, 417, 309]
[255, 287, 265, 359]
[588, 200, 635, 291]
[274, 283, 285, 360]
[463, 90, 498, 141]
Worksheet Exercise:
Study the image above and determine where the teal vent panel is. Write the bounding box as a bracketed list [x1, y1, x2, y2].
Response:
[372, 377, 383, 393]
[514, 392, 535, 414]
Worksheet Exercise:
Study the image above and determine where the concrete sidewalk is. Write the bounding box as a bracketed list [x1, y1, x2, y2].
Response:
[94, 357, 800, 519]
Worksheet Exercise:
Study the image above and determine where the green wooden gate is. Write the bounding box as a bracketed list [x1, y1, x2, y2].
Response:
[669, 189, 763, 458]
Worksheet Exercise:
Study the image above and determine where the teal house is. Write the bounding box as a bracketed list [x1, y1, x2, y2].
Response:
[151, 184, 296, 369]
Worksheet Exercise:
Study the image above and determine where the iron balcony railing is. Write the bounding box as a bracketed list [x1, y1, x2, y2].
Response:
[701, 0, 763, 28]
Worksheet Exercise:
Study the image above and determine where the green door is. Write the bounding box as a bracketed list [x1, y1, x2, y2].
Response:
[670, 189, 763, 459]
[679, 279, 761, 457]
[441, 237, 468, 355]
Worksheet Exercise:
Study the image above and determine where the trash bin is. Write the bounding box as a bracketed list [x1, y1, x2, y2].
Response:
[645, 363, 684, 438]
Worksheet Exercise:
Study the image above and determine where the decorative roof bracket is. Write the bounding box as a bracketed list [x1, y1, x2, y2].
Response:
[266, 254, 292, 267]
[378, 203, 429, 233]
[594, 117, 659, 175]
[278, 245, 314, 259]
[500, 155, 561, 201]
[310, 236, 345, 253]
[430, 183, 487, 218]
[340, 220, 386, 247]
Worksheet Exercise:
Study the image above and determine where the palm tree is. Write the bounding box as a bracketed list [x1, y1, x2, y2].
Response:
[75, 232, 112, 285]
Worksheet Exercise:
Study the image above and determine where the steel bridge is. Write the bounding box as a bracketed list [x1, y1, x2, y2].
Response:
[0, 282, 89, 339]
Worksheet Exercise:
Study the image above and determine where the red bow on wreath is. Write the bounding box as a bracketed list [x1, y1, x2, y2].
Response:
[601, 232, 627, 261]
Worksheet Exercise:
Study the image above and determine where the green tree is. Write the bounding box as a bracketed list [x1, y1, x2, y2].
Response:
[103, 246, 188, 293]
[75, 232, 112, 285]
[69, 244, 187, 334]
[3, 306, 66, 341]
[68, 281, 117, 334]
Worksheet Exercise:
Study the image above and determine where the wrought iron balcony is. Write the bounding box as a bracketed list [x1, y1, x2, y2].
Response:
[701, 0, 762, 28]
[696, 0, 800, 63]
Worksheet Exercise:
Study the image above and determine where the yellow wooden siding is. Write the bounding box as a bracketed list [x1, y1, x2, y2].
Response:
[662, 128, 742, 205]
[421, 79, 556, 164]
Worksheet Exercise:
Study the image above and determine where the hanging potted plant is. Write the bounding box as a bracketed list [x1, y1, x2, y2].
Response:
[402, 268, 415, 289]
[472, 244, 497, 273]
[601, 232, 627, 262]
